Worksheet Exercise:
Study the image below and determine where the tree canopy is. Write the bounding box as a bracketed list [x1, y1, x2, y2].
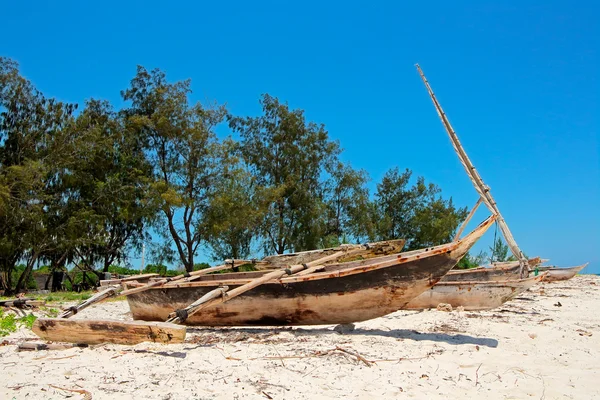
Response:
[0, 57, 478, 293]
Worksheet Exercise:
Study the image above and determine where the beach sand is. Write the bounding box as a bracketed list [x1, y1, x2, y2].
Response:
[1, 275, 599, 399]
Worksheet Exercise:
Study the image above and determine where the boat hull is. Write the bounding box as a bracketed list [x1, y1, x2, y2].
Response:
[404, 274, 546, 311]
[128, 252, 456, 325]
[127, 216, 494, 326]
[536, 264, 587, 282]
[442, 264, 521, 282]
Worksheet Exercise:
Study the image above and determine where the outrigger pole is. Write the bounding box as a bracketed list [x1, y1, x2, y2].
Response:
[415, 64, 528, 277]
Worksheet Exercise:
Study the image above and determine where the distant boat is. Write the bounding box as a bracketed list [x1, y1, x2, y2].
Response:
[405, 274, 547, 311]
[443, 258, 543, 283]
[533, 264, 588, 282]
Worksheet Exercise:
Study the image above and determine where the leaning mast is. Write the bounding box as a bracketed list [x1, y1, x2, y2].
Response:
[415, 64, 528, 276]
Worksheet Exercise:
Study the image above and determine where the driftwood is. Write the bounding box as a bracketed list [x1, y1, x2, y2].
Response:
[0, 298, 45, 308]
[33, 318, 186, 345]
[166, 249, 353, 324]
[18, 342, 89, 351]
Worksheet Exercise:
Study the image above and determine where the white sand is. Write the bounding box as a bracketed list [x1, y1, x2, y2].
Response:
[1, 275, 599, 399]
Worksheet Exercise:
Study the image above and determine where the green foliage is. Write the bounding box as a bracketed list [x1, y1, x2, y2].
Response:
[490, 236, 509, 262]
[229, 94, 342, 254]
[0, 309, 37, 336]
[0, 310, 16, 336]
[143, 263, 168, 276]
[456, 250, 490, 269]
[201, 139, 265, 260]
[108, 265, 140, 276]
[0, 57, 483, 291]
[193, 263, 211, 271]
[18, 313, 36, 329]
[43, 291, 93, 303]
[374, 168, 468, 249]
[122, 66, 226, 272]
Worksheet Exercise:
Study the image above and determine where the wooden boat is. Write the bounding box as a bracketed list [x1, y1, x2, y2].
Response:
[405, 273, 547, 311]
[492, 258, 547, 268]
[259, 239, 406, 269]
[442, 257, 543, 282]
[124, 216, 495, 326]
[533, 264, 587, 282]
[442, 264, 521, 282]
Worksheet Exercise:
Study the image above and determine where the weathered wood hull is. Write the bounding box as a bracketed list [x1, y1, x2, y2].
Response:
[535, 264, 587, 282]
[126, 217, 495, 326]
[260, 239, 406, 269]
[491, 257, 544, 268]
[442, 264, 521, 282]
[405, 274, 546, 311]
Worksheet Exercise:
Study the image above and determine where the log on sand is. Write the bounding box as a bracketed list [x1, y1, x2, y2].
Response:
[32, 318, 186, 345]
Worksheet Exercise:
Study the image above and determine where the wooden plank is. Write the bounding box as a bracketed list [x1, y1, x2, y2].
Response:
[32, 318, 186, 345]
[454, 197, 483, 241]
[0, 298, 45, 307]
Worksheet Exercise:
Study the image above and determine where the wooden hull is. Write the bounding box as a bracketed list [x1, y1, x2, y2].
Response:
[260, 239, 406, 269]
[442, 264, 521, 282]
[491, 257, 544, 268]
[405, 274, 546, 311]
[535, 264, 587, 282]
[126, 217, 495, 326]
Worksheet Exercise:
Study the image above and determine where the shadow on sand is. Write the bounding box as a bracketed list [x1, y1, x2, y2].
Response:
[186, 326, 499, 348]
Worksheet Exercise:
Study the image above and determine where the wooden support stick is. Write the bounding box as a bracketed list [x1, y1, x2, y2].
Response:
[454, 197, 483, 241]
[166, 286, 229, 323]
[120, 259, 251, 296]
[59, 285, 121, 318]
[59, 260, 253, 319]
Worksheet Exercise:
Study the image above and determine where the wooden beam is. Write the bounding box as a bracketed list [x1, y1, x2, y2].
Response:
[32, 318, 186, 345]
[454, 197, 483, 241]
[0, 299, 45, 308]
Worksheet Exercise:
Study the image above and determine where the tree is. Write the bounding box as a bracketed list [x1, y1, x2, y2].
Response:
[122, 66, 226, 272]
[0, 57, 76, 293]
[323, 162, 374, 245]
[201, 139, 265, 260]
[62, 99, 155, 273]
[229, 94, 340, 254]
[489, 236, 509, 262]
[374, 167, 467, 249]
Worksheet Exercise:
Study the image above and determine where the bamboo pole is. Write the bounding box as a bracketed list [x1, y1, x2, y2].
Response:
[59, 260, 253, 318]
[415, 64, 528, 276]
[454, 197, 483, 241]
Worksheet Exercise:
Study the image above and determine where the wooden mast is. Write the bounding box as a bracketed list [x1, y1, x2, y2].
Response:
[415, 64, 528, 276]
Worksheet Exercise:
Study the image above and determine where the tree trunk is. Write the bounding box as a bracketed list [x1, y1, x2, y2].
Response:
[14, 251, 40, 293]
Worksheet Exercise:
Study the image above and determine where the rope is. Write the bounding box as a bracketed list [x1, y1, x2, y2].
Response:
[491, 222, 499, 263]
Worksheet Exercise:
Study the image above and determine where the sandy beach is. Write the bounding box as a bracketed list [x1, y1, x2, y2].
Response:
[1, 275, 599, 400]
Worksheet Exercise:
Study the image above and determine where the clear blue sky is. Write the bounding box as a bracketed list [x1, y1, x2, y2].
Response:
[2, 1, 598, 273]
